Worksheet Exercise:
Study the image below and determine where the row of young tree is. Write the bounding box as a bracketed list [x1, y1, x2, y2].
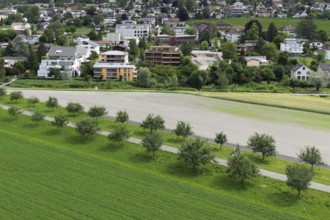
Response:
[1, 88, 326, 197]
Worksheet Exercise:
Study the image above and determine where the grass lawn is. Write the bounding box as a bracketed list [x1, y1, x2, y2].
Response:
[1, 94, 330, 186]
[0, 109, 330, 219]
[186, 17, 330, 35]
[75, 27, 93, 35]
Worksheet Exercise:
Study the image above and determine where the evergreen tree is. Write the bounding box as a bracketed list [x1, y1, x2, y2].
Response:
[0, 59, 5, 82]
[266, 22, 278, 42]
[27, 45, 39, 74]
[4, 41, 15, 56]
[37, 43, 48, 62]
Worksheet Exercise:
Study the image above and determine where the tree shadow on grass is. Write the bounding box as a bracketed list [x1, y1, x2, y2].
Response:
[212, 175, 252, 191]
[163, 161, 203, 178]
[267, 191, 300, 207]
[43, 128, 63, 136]
[133, 130, 148, 137]
[65, 135, 94, 145]
[128, 151, 164, 164]
[100, 142, 124, 152]
[0, 117, 16, 123]
[246, 154, 272, 165]
[166, 138, 183, 145]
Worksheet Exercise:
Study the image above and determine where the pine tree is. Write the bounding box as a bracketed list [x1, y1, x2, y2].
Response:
[37, 43, 48, 62]
[27, 45, 39, 74]
[0, 59, 5, 81]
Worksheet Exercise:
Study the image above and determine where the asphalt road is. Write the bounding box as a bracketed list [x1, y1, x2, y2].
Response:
[16, 90, 330, 164]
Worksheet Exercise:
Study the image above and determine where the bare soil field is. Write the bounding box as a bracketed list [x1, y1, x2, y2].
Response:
[16, 90, 330, 164]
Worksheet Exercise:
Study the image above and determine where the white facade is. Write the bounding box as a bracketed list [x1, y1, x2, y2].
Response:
[280, 38, 306, 54]
[325, 49, 330, 60]
[103, 33, 121, 44]
[291, 64, 312, 81]
[37, 59, 80, 78]
[37, 46, 87, 78]
[76, 41, 100, 57]
[115, 24, 149, 39]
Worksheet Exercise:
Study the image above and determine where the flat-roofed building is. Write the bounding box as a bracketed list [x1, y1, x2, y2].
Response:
[98, 51, 128, 63]
[93, 62, 137, 80]
[144, 46, 181, 66]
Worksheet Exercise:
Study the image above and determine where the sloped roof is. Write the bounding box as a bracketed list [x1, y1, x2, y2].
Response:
[318, 63, 330, 72]
[48, 46, 76, 57]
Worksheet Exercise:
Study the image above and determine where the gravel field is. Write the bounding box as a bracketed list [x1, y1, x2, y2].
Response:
[17, 90, 330, 164]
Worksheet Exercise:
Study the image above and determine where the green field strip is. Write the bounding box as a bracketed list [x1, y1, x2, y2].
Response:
[0, 115, 309, 219]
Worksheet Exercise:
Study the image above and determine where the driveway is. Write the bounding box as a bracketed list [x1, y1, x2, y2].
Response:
[16, 90, 330, 164]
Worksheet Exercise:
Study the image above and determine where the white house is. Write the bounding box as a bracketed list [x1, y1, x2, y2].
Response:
[291, 63, 312, 81]
[3, 56, 27, 68]
[280, 38, 308, 54]
[115, 24, 149, 39]
[74, 37, 100, 57]
[325, 47, 330, 60]
[224, 26, 244, 43]
[309, 41, 324, 50]
[37, 46, 87, 78]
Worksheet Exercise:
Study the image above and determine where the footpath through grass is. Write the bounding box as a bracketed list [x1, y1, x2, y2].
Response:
[0, 109, 330, 219]
[1, 95, 330, 186]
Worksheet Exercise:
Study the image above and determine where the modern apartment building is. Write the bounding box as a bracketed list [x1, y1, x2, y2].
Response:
[115, 24, 149, 39]
[98, 51, 128, 63]
[37, 46, 88, 78]
[93, 50, 137, 80]
[144, 46, 182, 66]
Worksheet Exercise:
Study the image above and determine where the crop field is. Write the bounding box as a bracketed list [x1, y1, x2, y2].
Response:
[0, 110, 330, 219]
[1, 94, 330, 186]
[186, 17, 330, 35]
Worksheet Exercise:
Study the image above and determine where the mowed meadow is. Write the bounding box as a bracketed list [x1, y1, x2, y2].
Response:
[0, 109, 330, 219]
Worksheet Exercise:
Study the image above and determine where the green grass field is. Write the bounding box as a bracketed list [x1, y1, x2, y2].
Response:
[186, 17, 330, 35]
[0, 109, 330, 219]
[1, 94, 330, 186]
[75, 27, 93, 35]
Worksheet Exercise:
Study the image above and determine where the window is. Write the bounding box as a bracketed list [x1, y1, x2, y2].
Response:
[297, 71, 301, 75]
[303, 67, 305, 70]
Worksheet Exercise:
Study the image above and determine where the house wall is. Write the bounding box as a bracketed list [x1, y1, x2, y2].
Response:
[247, 59, 261, 67]
[291, 66, 311, 81]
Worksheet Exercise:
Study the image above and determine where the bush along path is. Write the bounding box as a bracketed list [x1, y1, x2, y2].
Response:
[0, 104, 329, 193]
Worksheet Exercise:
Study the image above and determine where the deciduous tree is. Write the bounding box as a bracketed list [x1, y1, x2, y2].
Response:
[108, 124, 130, 147]
[248, 133, 276, 160]
[286, 163, 314, 198]
[31, 111, 45, 125]
[46, 96, 58, 111]
[8, 106, 22, 118]
[298, 146, 325, 170]
[66, 102, 84, 115]
[115, 110, 129, 123]
[141, 114, 165, 133]
[227, 146, 259, 183]
[178, 139, 214, 169]
[51, 114, 69, 128]
[27, 96, 39, 108]
[75, 119, 100, 137]
[142, 133, 163, 157]
[214, 132, 227, 149]
[173, 121, 193, 139]
[9, 91, 23, 102]
[87, 106, 107, 118]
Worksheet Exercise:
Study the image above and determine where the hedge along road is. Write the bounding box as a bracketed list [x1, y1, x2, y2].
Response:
[15, 90, 330, 164]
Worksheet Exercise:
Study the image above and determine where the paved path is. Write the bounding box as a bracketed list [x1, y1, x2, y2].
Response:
[1, 104, 329, 193]
[12, 90, 330, 164]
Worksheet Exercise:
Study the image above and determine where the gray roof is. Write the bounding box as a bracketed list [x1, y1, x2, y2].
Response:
[48, 46, 77, 57]
[292, 63, 306, 72]
[318, 63, 330, 72]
